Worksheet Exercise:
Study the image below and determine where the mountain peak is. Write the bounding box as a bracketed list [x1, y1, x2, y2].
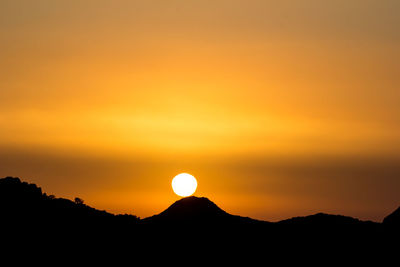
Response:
[143, 196, 264, 225]
[160, 196, 227, 217]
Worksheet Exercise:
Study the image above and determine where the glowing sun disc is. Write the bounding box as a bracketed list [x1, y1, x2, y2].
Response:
[172, 173, 197, 197]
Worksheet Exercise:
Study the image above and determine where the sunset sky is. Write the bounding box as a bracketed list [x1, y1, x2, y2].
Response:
[1, 0, 399, 221]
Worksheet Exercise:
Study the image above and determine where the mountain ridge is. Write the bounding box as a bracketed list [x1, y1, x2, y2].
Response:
[1, 176, 398, 229]
[0, 176, 139, 226]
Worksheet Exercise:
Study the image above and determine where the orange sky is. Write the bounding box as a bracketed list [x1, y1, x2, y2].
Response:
[0, 0, 399, 221]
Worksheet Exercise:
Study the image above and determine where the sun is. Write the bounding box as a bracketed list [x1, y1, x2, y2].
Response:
[172, 173, 197, 197]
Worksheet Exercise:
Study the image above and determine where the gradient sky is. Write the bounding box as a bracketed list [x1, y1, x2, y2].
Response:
[1, 0, 399, 221]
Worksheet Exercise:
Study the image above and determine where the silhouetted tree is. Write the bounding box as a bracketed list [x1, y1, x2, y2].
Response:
[74, 197, 84, 205]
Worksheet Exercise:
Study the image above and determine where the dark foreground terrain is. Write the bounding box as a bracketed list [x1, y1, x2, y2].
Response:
[1, 176, 398, 261]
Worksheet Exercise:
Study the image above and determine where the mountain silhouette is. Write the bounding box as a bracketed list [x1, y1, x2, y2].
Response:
[0, 176, 139, 228]
[1, 175, 398, 255]
[278, 212, 377, 226]
[143, 196, 267, 225]
[2, 176, 399, 229]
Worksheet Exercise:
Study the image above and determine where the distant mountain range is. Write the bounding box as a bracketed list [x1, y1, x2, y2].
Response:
[1, 176, 398, 253]
[1, 176, 399, 227]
